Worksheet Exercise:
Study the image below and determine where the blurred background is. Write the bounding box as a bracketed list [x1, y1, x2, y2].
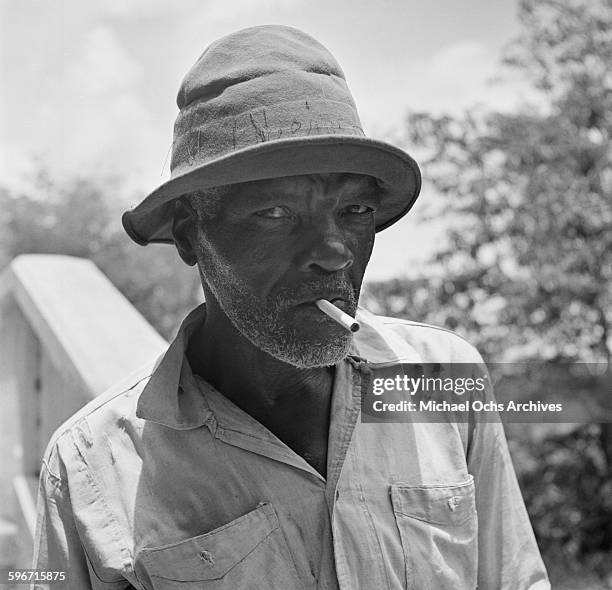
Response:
[1, 0, 611, 587]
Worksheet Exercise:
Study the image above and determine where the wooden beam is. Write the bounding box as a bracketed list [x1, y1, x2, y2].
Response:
[4, 254, 167, 399]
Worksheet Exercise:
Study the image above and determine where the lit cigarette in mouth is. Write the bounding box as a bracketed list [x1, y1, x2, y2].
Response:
[315, 299, 360, 333]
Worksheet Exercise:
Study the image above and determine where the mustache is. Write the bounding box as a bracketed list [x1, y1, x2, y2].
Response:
[273, 276, 357, 309]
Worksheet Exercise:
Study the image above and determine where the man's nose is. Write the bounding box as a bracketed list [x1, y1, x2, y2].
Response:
[298, 224, 354, 273]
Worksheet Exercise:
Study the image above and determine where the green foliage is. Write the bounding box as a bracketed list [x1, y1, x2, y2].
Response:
[369, 0, 612, 364]
[0, 172, 202, 340]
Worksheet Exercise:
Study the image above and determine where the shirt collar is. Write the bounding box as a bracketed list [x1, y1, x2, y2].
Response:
[136, 303, 422, 430]
[136, 304, 210, 429]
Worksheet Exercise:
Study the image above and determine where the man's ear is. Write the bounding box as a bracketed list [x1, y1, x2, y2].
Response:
[172, 198, 198, 266]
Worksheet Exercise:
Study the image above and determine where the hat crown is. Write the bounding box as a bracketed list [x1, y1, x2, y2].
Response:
[178, 26, 346, 109]
[170, 26, 363, 175]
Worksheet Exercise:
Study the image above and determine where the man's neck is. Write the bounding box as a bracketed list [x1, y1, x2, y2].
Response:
[187, 301, 334, 476]
[187, 300, 335, 427]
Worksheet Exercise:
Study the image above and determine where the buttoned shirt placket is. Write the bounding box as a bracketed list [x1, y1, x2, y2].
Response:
[192, 356, 377, 590]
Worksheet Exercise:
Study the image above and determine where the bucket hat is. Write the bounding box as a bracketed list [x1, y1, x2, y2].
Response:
[122, 25, 421, 245]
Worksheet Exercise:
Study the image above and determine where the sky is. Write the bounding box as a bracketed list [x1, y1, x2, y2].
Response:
[0, 0, 532, 280]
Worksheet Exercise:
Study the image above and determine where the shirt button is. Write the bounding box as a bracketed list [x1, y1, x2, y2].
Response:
[199, 550, 214, 565]
[447, 496, 462, 511]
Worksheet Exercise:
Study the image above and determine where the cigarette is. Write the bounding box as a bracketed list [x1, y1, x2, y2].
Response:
[315, 299, 360, 333]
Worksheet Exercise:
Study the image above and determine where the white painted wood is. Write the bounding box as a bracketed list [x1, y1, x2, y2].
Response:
[5, 254, 167, 399]
[10, 310, 42, 477]
[0, 517, 18, 567]
[13, 475, 36, 541]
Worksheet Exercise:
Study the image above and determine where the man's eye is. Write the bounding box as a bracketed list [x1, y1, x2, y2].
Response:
[344, 204, 374, 215]
[256, 206, 292, 219]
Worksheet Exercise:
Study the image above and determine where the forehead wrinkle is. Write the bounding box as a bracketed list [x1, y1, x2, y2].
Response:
[228, 175, 329, 208]
[294, 173, 380, 202]
[226, 173, 380, 212]
[301, 173, 376, 194]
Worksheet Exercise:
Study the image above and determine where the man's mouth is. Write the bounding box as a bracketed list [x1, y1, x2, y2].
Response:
[274, 277, 357, 314]
[294, 295, 348, 308]
[321, 297, 350, 312]
[290, 297, 356, 322]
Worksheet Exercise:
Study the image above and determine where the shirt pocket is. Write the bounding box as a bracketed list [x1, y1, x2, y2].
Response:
[140, 502, 304, 590]
[390, 474, 478, 590]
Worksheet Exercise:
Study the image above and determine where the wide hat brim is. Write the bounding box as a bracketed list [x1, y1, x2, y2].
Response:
[122, 134, 421, 245]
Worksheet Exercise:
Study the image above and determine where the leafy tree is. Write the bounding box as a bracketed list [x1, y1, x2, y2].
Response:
[369, 0, 611, 362]
[365, 0, 612, 579]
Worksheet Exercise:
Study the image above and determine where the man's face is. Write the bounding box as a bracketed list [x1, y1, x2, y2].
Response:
[191, 173, 379, 368]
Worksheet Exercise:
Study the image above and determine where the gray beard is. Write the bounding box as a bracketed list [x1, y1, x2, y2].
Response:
[195, 230, 356, 368]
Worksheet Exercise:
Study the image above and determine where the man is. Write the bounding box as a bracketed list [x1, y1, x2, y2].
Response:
[34, 25, 549, 589]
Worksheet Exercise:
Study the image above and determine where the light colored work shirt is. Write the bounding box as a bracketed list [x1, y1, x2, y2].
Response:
[33, 304, 550, 589]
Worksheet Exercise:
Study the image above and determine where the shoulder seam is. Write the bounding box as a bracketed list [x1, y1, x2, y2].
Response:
[43, 372, 152, 460]
[41, 458, 67, 488]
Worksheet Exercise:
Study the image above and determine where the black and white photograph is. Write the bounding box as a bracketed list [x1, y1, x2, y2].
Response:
[1, 1, 611, 588]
